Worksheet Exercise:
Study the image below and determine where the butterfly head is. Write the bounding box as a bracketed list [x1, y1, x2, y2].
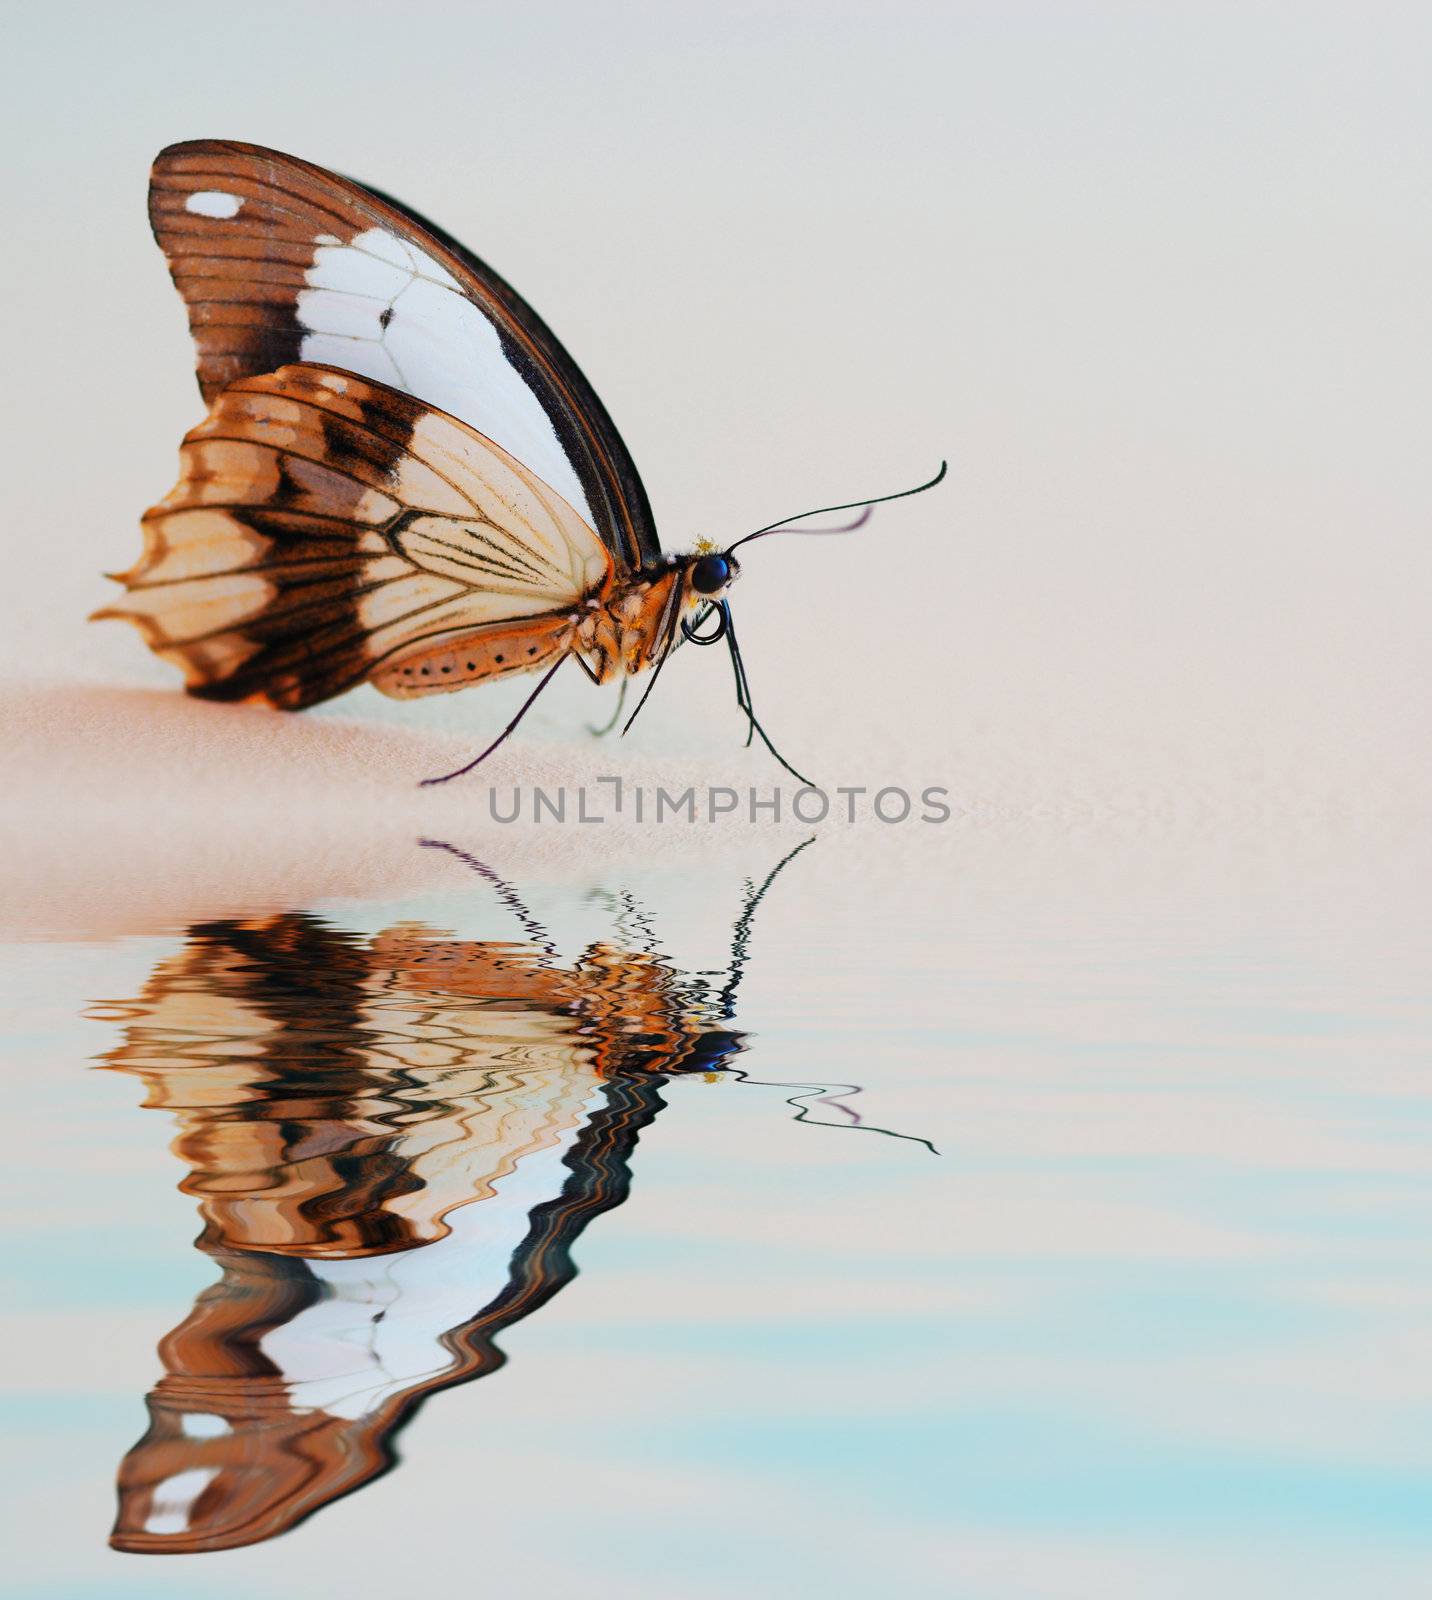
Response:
[631, 466, 947, 785]
[684, 538, 741, 602]
[689, 549, 740, 599]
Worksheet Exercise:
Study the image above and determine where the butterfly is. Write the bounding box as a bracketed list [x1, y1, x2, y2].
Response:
[95, 140, 944, 783]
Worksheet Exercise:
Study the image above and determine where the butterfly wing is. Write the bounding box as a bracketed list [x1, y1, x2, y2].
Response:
[148, 138, 659, 572]
[95, 363, 613, 710]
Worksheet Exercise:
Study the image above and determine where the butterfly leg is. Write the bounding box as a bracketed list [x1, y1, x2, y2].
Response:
[613, 889, 662, 954]
[420, 654, 570, 786]
[720, 604, 815, 788]
[586, 678, 628, 738]
[727, 619, 756, 748]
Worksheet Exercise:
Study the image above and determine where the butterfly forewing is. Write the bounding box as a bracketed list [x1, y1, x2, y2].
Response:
[149, 139, 659, 571]
[96, 364, 612, 709]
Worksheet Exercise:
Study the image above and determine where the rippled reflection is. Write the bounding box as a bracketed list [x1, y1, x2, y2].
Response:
[93, 844, 812, 1554]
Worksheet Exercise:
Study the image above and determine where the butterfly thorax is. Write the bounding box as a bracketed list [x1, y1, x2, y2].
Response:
[575, 547, 741, 684]
[576, 563, 688, 683]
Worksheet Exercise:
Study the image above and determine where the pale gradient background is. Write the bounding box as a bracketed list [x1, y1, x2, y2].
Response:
[2, 0, 1429, 849]
[3, 5, 1432, 1598]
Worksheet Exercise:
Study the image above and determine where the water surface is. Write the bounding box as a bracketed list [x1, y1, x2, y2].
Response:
[3, 826, 1430, 1598]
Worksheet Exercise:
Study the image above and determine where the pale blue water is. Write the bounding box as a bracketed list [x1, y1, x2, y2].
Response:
[2, 833, 1430, 1598]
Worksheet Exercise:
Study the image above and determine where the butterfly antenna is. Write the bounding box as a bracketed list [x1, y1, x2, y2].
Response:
[421, 654, 568, 785]
[711, 837, 937, 1154]
[762, 504, 873, 535]
[726, 460, 947, 554]
[723, 1068, 939, 1155]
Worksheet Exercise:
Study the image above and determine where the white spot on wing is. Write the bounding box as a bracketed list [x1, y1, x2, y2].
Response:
[144, 1467, 221, 1534]
[179, 1413, 231, 1440]
[185, 190, 242, 219]
[296, 226, 591, 522]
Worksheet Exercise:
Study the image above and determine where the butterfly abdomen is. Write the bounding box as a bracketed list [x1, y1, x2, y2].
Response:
[372, 614, 577, 699]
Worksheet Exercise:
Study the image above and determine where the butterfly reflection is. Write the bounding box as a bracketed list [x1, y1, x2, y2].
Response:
[94, 843, 813, 1555]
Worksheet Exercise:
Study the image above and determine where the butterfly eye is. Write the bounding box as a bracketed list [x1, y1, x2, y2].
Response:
[690, 553, 732, 595]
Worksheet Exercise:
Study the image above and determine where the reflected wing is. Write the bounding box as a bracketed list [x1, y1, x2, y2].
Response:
[149, 138, 659, 570]
[95, 364, 612, 710]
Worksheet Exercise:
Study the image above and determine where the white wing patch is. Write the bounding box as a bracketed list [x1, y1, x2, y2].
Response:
[179, 1414, 232, 1440]
[185, 190, 242, 218]
[296, 227, 593, 526]
[143, 1467, 222, 1535]
[256, 1083, 607, 1421]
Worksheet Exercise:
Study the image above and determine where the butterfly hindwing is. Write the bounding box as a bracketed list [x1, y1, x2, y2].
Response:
[95, 364, 612, 710]
[149, 139, 659, 571]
